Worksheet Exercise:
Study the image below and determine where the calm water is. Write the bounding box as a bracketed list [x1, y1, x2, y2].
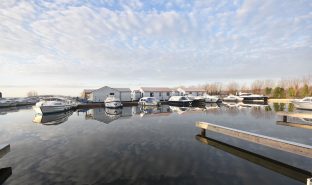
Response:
[0, 103, 311, 185]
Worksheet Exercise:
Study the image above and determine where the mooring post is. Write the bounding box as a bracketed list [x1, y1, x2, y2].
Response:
[200, 128, 206, 136]
[283, 115, 287, 122]
[307, 178, 312, 185]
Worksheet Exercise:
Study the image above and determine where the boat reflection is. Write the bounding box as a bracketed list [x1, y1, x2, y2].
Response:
[137, 105, 172, 117]
[195, 134, 312, 184]
[85, 107, 132, 124]
[0, 105, 32, 115]
[33, 111, 73, 125]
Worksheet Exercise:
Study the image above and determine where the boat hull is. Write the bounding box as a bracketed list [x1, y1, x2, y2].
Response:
[168, 101, 193, 107]
[105, 102, 123, 108]
[33, 105, 69, 114]
[293, 102, 312, 110]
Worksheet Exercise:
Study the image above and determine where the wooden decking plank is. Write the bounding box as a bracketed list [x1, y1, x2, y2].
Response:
[0, 144, 10, 159]
[196, 122, 312, 158]
[196, 135, 312, 183]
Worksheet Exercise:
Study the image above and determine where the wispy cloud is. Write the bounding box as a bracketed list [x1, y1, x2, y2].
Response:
[0, 0, 311, 96]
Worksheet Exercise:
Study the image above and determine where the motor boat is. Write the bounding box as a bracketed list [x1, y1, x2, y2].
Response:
[223, 95, 244, 102]
[168, 96, 193, 106]
[138, 97, 160, 106]
[33, 97, 75, 114]
[238, 92, 268, 102]
[0, 99, 17, 107]
[291, 97, 312, 110]
[203, 95, 221, 103]
[105, 96, 123, 108]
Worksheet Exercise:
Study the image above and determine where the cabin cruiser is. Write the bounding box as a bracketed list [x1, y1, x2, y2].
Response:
[105, 96, 123, 108]
[238, 92, 268, 102]
[33, 97, 76, 114]
[138, 97, 160, 106]
[223, 95, 244, 102]
[291, 97, 312, 110]
[203, 95, 221, 103]
[168, 96, 193, 106]
[0, 99, 17, 107]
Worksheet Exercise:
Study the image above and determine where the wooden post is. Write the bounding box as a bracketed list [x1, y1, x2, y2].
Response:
[196, 122, 312, 158]
[200, 128, 206, 136]
[283, 115, 287, 122]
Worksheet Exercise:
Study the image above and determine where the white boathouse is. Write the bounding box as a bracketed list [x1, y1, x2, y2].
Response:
[177, 87, 206, 96]
[88, 86, 131, 102]
[139, 87, 173, 101]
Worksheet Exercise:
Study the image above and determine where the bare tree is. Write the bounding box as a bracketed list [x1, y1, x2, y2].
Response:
[251, 80, 264, 94]
[27, 90, 38, 97]
[227, 82, 239, 94]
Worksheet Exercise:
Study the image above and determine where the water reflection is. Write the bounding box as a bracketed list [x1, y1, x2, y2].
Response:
[195, 134, 312, 184]
[0, 105, 32, 115]
[33, 111, 73, 125]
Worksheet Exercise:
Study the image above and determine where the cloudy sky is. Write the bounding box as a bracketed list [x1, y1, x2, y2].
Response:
[0, 0, 311, 97]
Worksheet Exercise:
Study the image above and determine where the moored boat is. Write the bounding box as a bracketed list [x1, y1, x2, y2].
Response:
[203, 95, 221, 103]
[239, 92, 268, 102]
[168, 96, 193, 107]
[105, 96, 123, 108]
[223, 95, 244, 102]
[33, 97, 75, 114]
[138, 97, 160, 106]
[291, 97, 312, 110]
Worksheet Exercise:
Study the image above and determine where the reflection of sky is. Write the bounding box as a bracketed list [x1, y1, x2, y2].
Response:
[0, 103, 311, 185]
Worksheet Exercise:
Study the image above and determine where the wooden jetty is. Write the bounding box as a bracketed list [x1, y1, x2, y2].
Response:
[196, 135, 312, 184]
[275, 111, 312, 130]
[196, 122, 312, 158]
[0, 144, 10, 159]
[0, 144, 11, 184]
[276, 121, 312, 130]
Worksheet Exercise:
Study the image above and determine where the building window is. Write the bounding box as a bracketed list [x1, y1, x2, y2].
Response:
[110, 93, 114, 95]
[150, 92, 154, 97]
[159, 92, 162, 97]
[167, 92, 170, 96]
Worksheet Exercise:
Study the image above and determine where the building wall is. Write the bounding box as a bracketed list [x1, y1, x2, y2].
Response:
[140, 90, 171, 101]
[89, 87, 119, 102]
[120, 91, 131, 101]
[131, 92, 141, 101]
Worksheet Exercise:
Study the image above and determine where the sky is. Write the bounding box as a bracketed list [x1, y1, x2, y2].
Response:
[0, 0, 311, 97]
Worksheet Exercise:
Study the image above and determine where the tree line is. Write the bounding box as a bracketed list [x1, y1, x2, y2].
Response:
[200, 75, 312, 98]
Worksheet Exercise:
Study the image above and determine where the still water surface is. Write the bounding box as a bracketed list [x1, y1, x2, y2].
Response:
[0, 103, 311, 185]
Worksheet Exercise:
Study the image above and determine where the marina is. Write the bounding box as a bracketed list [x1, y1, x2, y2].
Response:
[0, 101, 311, 185]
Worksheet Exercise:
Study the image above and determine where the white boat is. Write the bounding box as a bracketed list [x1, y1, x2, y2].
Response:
[203, 95, 221, 103]
[168, 96, 193, 106]
[223, 95, 244, 102]
[138, 97, 160, 106]
[33, 97, 74, 114]
[291, 97, 312, 110]
[105, 96, 123, 108]
[0, 99, 17, 107]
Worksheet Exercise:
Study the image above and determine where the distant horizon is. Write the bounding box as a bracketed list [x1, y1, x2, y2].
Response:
[1, 75, 311, 97]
